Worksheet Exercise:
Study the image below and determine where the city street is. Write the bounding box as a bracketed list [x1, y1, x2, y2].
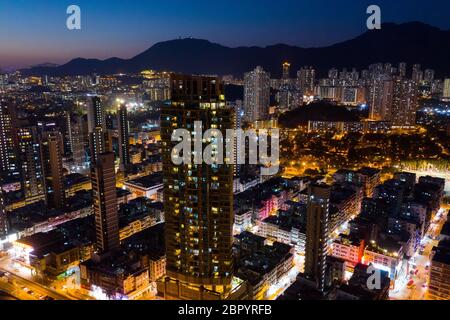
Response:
[0, 255, 72, 300]
[390, 208, 448, 300]
[0, 268, 70, 300]
[267, 254, 304, 300]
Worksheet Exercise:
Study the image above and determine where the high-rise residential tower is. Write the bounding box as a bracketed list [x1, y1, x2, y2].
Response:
[17, 126, 46, 202]
[0, 101, 18, 178]
[244, 66, 271, 122]
[305, 184, 331, 292]
[91, 152, 120, 253]
[398, 62, 407, 78]
[88, 96, 106, 132]
[443, 79, 450, 99]
[68, 114, 86, 169]
[87, 96, 111, 164]
[89, 127, 111, 165]
[159, 75, 235, 300]
[41, 132, 65, 209]
[297, 66, 316, 96]
[367, 77, 391, 121]
[391, 79, 419, 127]
[412, 64, 423, 83]
[282, 62, 291, 82]
[117, 103, 130, 171]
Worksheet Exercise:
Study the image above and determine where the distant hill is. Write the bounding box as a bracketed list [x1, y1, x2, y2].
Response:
[278, 102, 360, 128]
[30, 63, 59, 68]
[23, 22, 450, 78]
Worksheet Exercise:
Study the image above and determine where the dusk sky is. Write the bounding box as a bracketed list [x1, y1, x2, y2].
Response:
[1, 0, 450, 68]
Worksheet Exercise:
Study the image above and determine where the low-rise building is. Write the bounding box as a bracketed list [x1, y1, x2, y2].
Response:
[234, 208, 252, 233]
[234, 232, 295, 300]
[335, 263, 390, 300]
[331, 234, 365, 268]
[149, 251, 166, 283]
[119, 198, 164, 240]
[363, 237, 406, 283]
[80, 253, 151, 300]
[81, 224, 166, 300]
[124, 172, 163, 200]
[12, 228, 94, 280]
[64, 173, 92, 198]
[259, 207, 306, 255]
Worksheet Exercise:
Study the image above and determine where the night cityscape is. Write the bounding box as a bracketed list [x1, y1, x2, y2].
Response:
[1, 0, 450, 309]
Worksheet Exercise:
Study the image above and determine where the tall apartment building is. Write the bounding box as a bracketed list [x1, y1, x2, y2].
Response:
[282, 62, 291, 82]
[91, 152, 120, 253]
[297, 66, 316, 96]
[41, 132, 65, 209]
[398, 62, 407, 78]
[88, 96, 106, 132]
[67, 114, 86, 168]
[17, 126, 46, 202]
[305, 184, 331, 292]
[412, 64, 423, 83]
[443, 79, 450, 99]
[391, 79, 419, 127]
[117, 103, 130, 171]
[367, 77, 393, 121]
[244, 66, 271, 122]
[158, 75, 236, 300]
[0, 101, 18, 177]
[88, 96, 111, 164]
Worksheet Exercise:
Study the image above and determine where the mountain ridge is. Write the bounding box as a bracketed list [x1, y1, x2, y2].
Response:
[22, 22, 450, 78]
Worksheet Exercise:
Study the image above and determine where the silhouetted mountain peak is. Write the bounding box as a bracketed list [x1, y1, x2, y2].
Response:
[23, 22, 450, 78]
[30, 62, 59, 68]
[144, 38, 227, 52]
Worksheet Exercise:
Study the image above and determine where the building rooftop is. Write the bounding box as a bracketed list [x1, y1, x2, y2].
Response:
[126, 172, 163, 189]
[330, 183, 358, 204]
[334, 169, 354, 175]
[366, 236, 403, 257]
[64, 173, 90, 188]
[277, 275, 326, 300]
[32, 241, 78, 258]
[236, 239, 293, 283]
[261, 208, 306, 233]
[16, 224, 92, 260]
[336, 284, 378, 300]
[81, 223, 165, 279]
[117, 188, 132, 198]
[235, 177, 294, 209]
[432, 240, 450, 265]
[440, 221, 450, 238]
[7, 202, 49, 232]
[357, 167, 381, 177]
[119, 197, 163, 228]
[16, 230, 63, 250]
[235, 231, 266, 246]
[82, 251, 145, 278]
[336, 233, 362, 247]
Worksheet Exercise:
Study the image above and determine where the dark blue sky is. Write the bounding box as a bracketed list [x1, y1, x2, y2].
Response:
[1, 0, 450, 68]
